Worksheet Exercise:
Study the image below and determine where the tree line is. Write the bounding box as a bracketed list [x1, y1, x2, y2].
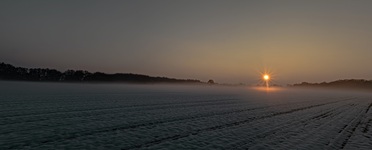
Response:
[0, 62, 202, 84]
[291, 79, 372, 90]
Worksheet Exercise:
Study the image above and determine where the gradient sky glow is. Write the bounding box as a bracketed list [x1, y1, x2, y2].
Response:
[1, 0, 372, 84]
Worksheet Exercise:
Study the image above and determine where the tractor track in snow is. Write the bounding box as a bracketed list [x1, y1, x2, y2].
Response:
[233, 102, 357, 149]
[4, 97, 352, 149]
[124, 98, 353, 149]
[328, 101, 372, 149]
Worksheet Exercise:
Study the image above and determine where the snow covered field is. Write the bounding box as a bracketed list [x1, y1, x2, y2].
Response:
[1, 81, 371, 149]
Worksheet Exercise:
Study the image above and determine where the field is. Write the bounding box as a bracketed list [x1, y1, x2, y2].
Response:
[1, 81, 371, 149]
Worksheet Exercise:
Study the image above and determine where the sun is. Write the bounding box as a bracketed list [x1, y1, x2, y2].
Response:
[258, 67, 276, 88]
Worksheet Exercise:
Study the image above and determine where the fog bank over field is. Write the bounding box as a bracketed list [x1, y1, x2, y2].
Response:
[1, 80, 370, 97]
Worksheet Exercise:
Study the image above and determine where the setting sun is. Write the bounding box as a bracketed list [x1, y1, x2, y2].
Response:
[262, 74, 271, 88]
[259, 68, 274, 88]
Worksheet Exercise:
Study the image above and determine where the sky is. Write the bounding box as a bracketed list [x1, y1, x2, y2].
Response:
[1, 0, 372, 85]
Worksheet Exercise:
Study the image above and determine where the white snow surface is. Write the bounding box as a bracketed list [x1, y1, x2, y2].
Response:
[0, 81, 372, 149]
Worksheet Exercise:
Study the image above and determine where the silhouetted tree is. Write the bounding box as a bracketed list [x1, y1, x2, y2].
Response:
[207, 80, 215, 84]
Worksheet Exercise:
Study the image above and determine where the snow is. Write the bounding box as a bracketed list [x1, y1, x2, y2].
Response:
[0, 81, 371, 149]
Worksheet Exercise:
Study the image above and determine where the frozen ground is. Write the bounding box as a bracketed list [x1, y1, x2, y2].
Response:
[0, 81, 371, 149]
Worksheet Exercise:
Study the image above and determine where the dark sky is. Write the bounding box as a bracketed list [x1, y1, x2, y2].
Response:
[1, 0, 372, 84]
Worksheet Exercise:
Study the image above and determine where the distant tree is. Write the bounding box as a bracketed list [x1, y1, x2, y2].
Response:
[207, 79, 215, 84]
[44, 69, 63, 81]
[62, 70, 90, 81]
